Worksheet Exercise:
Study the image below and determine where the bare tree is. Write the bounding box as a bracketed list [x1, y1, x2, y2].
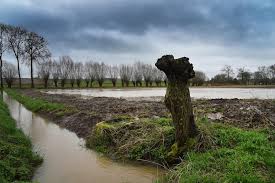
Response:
[24, 31, 51, 88]
[211, 74, 227, 84]
[237, 67, 251, 85]
[37, 59, 52, 88]
[142, 64, 153, 87]
[0, 24, 8, 89]
[75, 62, 83, 87]
[192, 70, 207, 86]
[221, 65, 234, 81]
[7, 26, 26, 88]
[52, 59, 60, 87]
[68, 61, 76, 87]
[269, 64, 275, 84]
[3, 61, 17, 88]
[94, 62, 107, 87]
[86, 61, 96, 87]
[119, 64, 132, 87]
[59, 56, 73, 88]
[132, 62, 143, 87]
[254, 66, 270, 85]
[153, 68, 164, 87]
[83, 62, 90, 87]
[108, 65, 119, 87]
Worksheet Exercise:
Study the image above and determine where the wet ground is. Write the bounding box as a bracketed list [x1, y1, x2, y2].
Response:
[18, 89, 275, 139]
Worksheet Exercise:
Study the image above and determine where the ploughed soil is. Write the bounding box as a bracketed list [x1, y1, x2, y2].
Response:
[19, 89, 275, 138]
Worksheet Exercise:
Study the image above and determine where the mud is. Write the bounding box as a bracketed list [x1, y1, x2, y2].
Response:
[18, 90, 275, 138]
[20, 90, 168, 138]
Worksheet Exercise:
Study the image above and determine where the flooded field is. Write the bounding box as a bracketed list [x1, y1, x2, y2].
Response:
[3, 93, 163, 183]
[45, 88, 275, 99]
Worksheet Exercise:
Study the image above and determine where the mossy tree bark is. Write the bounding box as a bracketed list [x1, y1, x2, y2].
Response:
[156, 55, 198, 147]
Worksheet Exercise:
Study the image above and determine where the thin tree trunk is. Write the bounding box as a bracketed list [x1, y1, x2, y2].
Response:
[61, 80, 65, 88]
[31, 58, 34, 88]
[54, 80, 58, 87]
[98, 80, 103, 87]
[44, 79, 48, 88]
[112, 81, 116, 87]
[0, 56, 3, 89]
[16, 57, 21, 88]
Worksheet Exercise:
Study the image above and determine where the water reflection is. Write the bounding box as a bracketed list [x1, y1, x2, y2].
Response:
[3, 93, 163, 183]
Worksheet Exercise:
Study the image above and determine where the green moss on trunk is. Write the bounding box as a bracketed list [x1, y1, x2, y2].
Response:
[165, 81, 197, 147]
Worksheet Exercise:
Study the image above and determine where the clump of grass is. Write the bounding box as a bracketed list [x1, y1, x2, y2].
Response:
[86, 118, 175, 164]
[5, 89, 74, 115]
[0, 98, 42, 182]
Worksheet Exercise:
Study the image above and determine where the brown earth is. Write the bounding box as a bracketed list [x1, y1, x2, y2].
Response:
[19, 89, 275, 139]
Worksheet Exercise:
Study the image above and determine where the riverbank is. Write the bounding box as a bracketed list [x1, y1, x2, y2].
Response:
[4, 89, 275, 182]
[0, 95, 42, 182]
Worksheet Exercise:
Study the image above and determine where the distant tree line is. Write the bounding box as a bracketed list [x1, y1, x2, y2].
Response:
[0, 23, 50, 89]
[35, 57, 210, 88]
[36, 57, 169, 88]
[211, 65, 275, 85]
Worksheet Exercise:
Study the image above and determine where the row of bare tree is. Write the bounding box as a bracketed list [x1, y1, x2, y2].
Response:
[35, 56, 168, 88]
[0, 23, 50, 88]
[1, 51, 208, 88]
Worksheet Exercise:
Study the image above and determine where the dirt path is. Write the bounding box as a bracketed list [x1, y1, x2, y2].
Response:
[19, 89, 275, 138]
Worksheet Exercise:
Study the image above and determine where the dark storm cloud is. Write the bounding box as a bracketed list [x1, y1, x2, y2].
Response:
[0, 0, 275, 51]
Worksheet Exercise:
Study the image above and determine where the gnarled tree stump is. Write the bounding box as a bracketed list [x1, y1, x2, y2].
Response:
[155, 55, 198, 148]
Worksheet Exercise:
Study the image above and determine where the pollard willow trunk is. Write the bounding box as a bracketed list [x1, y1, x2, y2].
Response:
[155, 55, 198, 148]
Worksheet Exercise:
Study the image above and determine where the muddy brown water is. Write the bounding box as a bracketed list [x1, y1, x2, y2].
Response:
[45, 88, 275, 99]
[3, 93, 164, 183]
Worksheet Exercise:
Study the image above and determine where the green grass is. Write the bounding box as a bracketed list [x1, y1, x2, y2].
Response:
[164, 120, 275, 183]
[87, 117, 275, 183]
[0, 96, 42, 183]
[4, 89, 74, 116]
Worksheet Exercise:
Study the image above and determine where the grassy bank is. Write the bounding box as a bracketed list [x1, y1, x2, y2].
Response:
[0, 96, 42, 182]
[87, 117, 275, 183]
[5, 89, 74, 117]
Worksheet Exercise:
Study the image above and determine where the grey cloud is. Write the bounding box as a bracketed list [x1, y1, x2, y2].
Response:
[1, 0, 275, 77]
[2, 0, 275, 49]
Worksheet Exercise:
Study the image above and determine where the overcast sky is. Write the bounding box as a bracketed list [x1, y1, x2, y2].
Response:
[1, 0, 275, 78]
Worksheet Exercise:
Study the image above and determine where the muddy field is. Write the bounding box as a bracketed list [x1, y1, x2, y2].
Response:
[19, 89, 275, 138]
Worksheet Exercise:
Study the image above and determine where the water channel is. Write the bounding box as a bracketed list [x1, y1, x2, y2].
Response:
[3, 93, 163, 183]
